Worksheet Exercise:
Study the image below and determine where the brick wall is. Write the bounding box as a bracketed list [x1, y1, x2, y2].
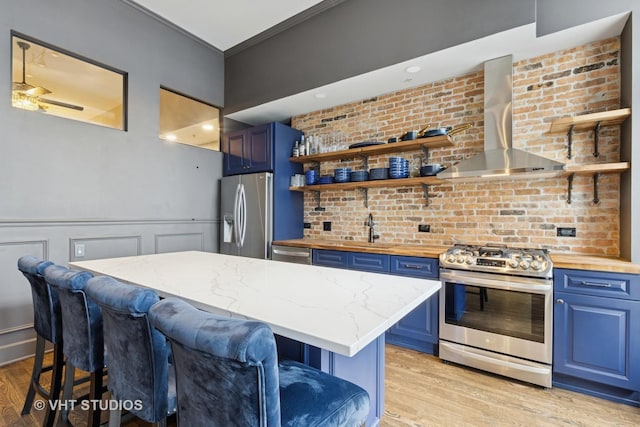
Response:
[291, 37, 622, 256]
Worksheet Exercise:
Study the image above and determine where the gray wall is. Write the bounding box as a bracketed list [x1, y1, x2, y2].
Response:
[225, 0, 535, 114]
[0, 0, 224, 364]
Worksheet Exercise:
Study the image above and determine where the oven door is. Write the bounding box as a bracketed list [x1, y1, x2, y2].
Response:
[439, 268, 552, 364]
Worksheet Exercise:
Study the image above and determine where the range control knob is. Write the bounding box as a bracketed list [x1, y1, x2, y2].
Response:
[465, 257, 474, 265]
[456, 256, 465, 264]
[508, 259, 519, 269]
[531, 260, 541, 270]
[447, 255, 456, 263]
[519, 260, 530, 270]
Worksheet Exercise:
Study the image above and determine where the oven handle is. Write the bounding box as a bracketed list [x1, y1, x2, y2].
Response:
[440, 270, 551, 294]
[440, 342, 551, 375]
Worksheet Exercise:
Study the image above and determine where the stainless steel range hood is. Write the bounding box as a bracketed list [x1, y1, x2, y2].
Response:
[438, 55, 565, 179]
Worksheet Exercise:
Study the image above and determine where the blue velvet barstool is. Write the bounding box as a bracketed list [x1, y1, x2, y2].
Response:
[149, 297, 371, 427]
[17, 255, 62, 427]
[84, 276, 177, 427]
[43, 264, 107, 427]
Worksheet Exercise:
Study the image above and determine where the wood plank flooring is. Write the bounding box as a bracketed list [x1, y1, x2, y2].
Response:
[1, 344, 639, 426]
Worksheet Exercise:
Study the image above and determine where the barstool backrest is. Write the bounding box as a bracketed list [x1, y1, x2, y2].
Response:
[149, 297, 281, 426]
[43, 265, 102, 372]
[85, 275, 174, 423]
[17, 256, 57, 343]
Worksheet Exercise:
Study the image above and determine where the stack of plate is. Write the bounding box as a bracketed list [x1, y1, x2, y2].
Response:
[305, 169, 318, 185]
[389, 157, 409, 179]
[369, 167, 389, 180]
[334, 167, 351, 183]
[350, 170, 369, 182]
[318, 175, 334, 184]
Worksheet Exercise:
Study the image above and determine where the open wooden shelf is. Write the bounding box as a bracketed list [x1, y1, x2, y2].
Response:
[289, 135, 454, 163]
[289, 176, 444, 192]
[562, 162, 629, 204]
[563, 162, 629, 176]
[548, 108, 631, 134]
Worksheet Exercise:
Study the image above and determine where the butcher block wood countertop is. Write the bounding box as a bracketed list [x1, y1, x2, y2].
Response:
[273, 239, 640, 274]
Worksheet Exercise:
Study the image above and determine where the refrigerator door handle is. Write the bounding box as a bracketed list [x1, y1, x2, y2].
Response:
[239, 184, 247, 247]
[233, 183, 242, 248]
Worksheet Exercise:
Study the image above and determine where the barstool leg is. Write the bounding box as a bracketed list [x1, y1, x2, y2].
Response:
[57, 362, 75, 427]
[108, 406, 122, 427]
[43, 342, 64, 427]
[87, 369, 103, 427]
[21, 334, 45, 415]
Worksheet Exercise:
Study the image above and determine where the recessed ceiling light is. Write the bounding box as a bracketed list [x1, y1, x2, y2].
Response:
[165, 134, 177, 141]
[202, 124, 214, 131]
[405, 65, 421, 74]
[314, 93, 327, 99]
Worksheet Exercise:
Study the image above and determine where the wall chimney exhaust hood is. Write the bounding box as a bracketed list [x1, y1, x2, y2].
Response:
[437, 55, 565, 180]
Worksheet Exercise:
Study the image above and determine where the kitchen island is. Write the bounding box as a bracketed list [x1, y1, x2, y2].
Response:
[70, 251, 440, 426]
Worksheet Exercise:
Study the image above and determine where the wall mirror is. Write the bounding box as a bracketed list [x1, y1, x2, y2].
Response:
[159, 87, 220, 151]
[11, 32, 127, 130]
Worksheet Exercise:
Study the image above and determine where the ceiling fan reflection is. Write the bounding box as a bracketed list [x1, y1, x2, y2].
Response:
[12, 41, 84, 112]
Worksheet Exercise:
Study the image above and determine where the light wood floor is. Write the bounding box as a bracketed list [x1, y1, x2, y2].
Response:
[1, 345, 639, 426]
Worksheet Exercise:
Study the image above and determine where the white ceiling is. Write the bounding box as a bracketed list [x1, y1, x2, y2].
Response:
[126, 1, 629, 126]
[128, 0, 326, 51]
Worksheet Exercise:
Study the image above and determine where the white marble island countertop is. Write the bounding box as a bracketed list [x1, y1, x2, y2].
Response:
[70, 251, 440, 357]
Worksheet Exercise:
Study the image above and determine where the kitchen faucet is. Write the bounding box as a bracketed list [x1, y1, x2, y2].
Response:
[366, 213, 380, 243]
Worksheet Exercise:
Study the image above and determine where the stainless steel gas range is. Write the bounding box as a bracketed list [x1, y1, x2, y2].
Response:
[438, 244, 553, 387]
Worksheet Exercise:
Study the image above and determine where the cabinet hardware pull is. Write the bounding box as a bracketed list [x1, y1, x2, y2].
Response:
[581, 281, 612, 288]
[556, 298, 564, 304]
[403, 264, 423, 269]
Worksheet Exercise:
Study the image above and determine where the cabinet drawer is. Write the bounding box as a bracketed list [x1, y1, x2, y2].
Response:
[390, 256, 438, 279]
[348, 252, 389, 273]
[554, 268, 640, 300]
[312, 249, 348, 268]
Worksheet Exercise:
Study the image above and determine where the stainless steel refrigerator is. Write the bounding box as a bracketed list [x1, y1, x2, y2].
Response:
[220, 172, 273, 259]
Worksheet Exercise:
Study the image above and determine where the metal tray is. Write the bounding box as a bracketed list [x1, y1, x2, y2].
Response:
[348, 141, 386, 149]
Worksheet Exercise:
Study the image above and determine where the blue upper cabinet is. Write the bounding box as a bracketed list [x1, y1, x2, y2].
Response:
[223, 123, 272, 176]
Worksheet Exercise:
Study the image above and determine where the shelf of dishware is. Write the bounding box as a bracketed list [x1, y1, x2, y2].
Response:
[288, 135, 454, 164]
[289, 176, 444, 192]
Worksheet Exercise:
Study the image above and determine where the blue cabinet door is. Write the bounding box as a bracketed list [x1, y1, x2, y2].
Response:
[223, 123, 272, 176]
[386, 294, 439, 351]
[554, 290, 640, 391]
[246, 124, 271, 173]
[386, 256, 439, 354]
[312, 249, 348, 268]
[223, 130, 245, 176]
[348, 252, 389, 273]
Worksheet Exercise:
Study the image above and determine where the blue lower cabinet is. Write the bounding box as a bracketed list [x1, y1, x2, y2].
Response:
[386, 256, 439, 355]
[312, 249, 348, 268]
[553, 268, 640, 406]
[385, 294, 439, 354]
[348, 252, 389, 273]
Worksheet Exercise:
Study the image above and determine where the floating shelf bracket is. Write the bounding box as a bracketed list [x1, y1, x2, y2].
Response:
[567, 125, 574, 159]
[421, 183, 430, 206]
[312, 190, 325, 211]
[593, 121, 601, 158]
[357, 187, 369, 208]
[421, 146, 429, 161]
[593, 172, 600, 204]
[356, 155, 369, 170]
[566, 173, 574, 204]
